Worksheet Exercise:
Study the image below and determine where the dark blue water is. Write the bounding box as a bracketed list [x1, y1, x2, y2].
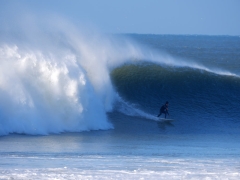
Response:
[110, 64, 240, 134]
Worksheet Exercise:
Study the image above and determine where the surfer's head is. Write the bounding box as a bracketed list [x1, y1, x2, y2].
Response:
[165, 101, 169, 105]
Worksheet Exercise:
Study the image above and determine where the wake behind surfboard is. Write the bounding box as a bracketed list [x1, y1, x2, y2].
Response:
[157, 118, 174, 122]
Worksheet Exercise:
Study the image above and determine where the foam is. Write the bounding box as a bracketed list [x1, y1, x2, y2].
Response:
[0, 44, 115, 135]
[0, 156, 239, 180]
[0, 17, 146, 135]
[116, 96, 159, 121]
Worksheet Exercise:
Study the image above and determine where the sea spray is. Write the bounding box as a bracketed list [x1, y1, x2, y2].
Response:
[0, 44, 114, 135]
[0, 17, 147, 135]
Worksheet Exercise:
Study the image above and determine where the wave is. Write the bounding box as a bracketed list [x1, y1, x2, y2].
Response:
[111, 63, 240, 133]
[0, 16, 150, 135]
[0, 16, 239, 135]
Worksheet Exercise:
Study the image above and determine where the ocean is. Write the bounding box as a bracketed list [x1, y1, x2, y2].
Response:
[0, 27, 240, 179]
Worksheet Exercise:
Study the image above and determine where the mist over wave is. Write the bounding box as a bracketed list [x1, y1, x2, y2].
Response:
[0, 16, 148, 135]
[0, 15, 238, 135]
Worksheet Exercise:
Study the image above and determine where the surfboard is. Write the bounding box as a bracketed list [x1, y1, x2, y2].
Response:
[158, 118, 174, 122]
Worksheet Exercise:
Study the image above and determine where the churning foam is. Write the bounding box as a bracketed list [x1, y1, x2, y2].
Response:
[0, 44, 113, 135]
[0, 17, 148, 135]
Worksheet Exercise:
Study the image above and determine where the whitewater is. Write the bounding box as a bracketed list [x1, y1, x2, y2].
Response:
[0, 20, 142, 135]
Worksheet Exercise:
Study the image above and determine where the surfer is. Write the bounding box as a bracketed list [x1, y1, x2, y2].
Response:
[157, 101, 169, 119]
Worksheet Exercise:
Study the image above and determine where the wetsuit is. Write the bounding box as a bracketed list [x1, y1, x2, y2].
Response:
[157, 104, 169, 118]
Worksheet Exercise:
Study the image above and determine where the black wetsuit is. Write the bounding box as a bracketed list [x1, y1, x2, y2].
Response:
[157, 104, 169, 118]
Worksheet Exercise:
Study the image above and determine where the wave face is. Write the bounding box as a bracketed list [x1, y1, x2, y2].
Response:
[111, 63, 240, 134]
[112, 63, 240, 113]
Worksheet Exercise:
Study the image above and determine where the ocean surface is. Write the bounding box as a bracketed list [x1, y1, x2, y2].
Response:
[0, 26, 240, 179]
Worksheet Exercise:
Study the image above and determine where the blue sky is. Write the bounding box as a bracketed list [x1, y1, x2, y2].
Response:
[1, 0, 240, 35]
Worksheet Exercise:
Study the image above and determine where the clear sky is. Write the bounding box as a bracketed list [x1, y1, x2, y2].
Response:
[1, 0, 240, 35]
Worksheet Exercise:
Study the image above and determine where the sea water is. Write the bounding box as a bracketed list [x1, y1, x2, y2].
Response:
[0, 20, 240, 179]
[1, 132, 240, 179]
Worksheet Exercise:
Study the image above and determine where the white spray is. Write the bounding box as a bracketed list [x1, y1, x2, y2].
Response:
[0, 16, 148, 135]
